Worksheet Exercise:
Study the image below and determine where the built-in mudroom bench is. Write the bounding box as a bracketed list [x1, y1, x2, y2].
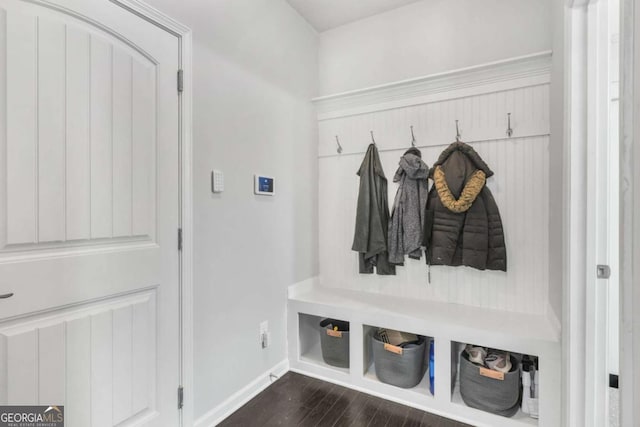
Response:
[287, 279, 561, 427]
[288, 51, 563, 427]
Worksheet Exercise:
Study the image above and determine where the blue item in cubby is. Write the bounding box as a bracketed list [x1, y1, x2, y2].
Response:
[429, 340, 435, 395]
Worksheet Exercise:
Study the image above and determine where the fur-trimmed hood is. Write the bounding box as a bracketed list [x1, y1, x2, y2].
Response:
[430, 141, 494, 177]
[429, 141, 493, 199]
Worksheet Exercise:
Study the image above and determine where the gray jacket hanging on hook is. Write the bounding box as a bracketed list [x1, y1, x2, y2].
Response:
[388, 147, 430, 265]
[352, 143, 396, 275]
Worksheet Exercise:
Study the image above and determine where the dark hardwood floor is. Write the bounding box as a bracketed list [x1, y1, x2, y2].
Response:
[218, 372, 473, 427]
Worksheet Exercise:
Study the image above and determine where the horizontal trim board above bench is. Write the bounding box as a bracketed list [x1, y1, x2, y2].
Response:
[317, 84, 550, 157]
[319, 132, 550, 159]
[313, 51, 552, 121]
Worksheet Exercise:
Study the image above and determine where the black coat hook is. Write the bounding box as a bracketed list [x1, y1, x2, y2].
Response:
[410, 126, 416, 147]
[335, 135, 343, 154]
[455, 120, 462, 142]
[370, 130, 376, 146]
[506, 113, 513, 137]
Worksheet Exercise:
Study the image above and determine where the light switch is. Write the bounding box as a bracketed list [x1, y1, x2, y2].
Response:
[211, 170, 224, 193]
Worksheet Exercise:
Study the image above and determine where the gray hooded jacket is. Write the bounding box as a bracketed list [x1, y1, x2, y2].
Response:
[388, 147, 430, 264]
[352, 144, 396, 275]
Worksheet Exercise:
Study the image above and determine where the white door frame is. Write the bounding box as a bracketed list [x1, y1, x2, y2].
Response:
[109, 1, 193, 426]
[619, 0, 639, 425]
[563, 0, 611, 426]
[584, 0, 612, 425]
[564, 2, 588, 426]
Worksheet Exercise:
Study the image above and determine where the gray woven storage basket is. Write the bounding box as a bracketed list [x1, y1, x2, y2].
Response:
[319, 319, 350, 368]
[459, 351, 522, 417]
[371, 332, 428, 388]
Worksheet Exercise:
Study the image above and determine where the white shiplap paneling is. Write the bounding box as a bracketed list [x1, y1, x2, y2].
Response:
[319, 136, 550, 315]
[317, 64, 552, 315]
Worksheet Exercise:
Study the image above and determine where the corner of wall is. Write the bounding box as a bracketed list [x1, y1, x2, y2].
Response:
[548, 0, 566, 323]
[193, 359, 290, 427]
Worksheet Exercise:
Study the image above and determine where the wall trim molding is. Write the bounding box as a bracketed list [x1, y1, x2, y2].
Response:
[110, 0, 191, 36]
[194, 360, 290, 427]
[312, 51, 552, 121]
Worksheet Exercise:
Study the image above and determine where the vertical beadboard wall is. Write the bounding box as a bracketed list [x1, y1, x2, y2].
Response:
[315, 52, 555, 316]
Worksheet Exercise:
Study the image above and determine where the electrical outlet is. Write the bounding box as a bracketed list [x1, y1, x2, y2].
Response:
[259, 321, 269, 348]
[261, 331, 271, 349]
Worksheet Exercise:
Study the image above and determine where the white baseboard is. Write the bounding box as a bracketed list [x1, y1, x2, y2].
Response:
[194, 359, 289, 427]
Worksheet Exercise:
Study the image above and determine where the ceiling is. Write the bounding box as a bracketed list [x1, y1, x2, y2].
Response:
[285, 0, 423, 32]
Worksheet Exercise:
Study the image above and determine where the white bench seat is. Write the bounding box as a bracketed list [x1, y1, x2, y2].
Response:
[287, 278, 561, 427]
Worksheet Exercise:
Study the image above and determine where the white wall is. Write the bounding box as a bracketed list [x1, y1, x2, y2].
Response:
[318, 0, 552, 95]
[548, 0, 565, 324]
[140, 0, 318, 420]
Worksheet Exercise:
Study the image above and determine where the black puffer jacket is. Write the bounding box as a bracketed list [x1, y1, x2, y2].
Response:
[423, 142, 507, 271]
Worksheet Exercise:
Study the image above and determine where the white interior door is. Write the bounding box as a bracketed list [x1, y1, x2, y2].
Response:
[0, 0, 181, 426]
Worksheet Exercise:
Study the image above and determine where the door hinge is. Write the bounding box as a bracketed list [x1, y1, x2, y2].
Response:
[177, 69, 184, 93]
[178, 228, 183, 251]
[597, 264, 611, 279]
[178, 386, 184, 409]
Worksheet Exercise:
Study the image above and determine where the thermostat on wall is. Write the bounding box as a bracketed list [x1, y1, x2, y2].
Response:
[254, 175, 275, 196]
